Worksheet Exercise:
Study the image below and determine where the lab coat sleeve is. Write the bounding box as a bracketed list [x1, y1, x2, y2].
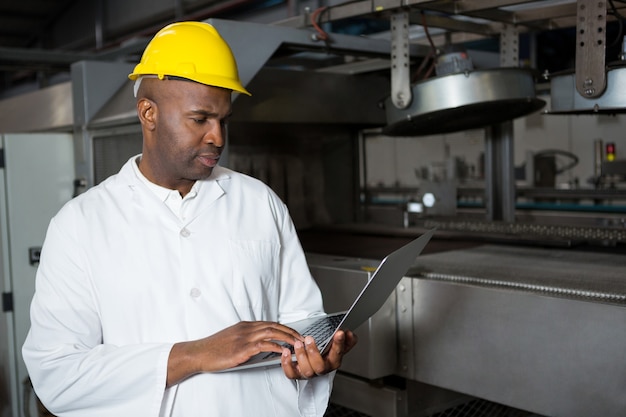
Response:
[22, 216, 172, 417]
[275, 205, 326, 323]
[275, 204, 336, 416]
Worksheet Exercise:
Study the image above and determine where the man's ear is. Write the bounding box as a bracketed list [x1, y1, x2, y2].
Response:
[137, 98, 156, 130]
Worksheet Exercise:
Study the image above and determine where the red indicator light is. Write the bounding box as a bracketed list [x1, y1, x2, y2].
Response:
[606, 142, 616, 161]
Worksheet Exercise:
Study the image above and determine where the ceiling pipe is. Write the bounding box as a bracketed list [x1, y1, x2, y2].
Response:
[0, 0, 274, 76]
[95, 0, 105, 50]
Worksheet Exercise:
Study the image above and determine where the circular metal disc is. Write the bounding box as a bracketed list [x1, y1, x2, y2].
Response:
[383, 68, 546, 136]
[548, 65, 626, 114]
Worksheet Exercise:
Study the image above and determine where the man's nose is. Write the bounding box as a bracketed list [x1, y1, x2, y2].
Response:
[204, 124, 225, 147]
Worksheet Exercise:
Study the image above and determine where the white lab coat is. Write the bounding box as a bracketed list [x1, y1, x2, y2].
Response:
[23, 156, 333, 416]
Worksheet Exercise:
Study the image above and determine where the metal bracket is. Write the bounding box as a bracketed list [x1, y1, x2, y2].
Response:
[2, 292, 13, 312]
[390, 11, 412, 109]
[29, 246, 42, 265]
[575, 0, 607, 98]
[500, 24, 519, 67]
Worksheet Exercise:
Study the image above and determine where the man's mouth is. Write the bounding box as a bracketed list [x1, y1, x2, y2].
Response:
[197, 154, 220, 168]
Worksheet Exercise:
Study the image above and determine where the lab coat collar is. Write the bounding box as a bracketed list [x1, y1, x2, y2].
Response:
[123, 154, 231, 204]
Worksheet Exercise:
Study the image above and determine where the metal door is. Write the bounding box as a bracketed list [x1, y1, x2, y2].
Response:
[0, 133, 74, 417]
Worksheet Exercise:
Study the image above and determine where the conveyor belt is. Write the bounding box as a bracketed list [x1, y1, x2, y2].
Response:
[409, 244, 626, 305]
[423, 218, 626, 245]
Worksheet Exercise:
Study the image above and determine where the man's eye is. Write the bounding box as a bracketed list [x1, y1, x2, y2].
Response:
[192, 118, 206, 124]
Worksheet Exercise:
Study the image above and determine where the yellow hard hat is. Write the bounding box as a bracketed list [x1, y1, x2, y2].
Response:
[129, 21, 251, 95]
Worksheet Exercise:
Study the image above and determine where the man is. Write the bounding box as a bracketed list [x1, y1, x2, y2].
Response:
[23, 21, 356, 416]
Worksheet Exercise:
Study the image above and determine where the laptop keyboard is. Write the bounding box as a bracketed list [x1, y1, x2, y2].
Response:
[301, 313, 346, 346]
[261, 313, 346, 359]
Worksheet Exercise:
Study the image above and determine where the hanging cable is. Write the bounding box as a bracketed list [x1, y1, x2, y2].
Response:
[421, 10, 437, 53]
[310, 6, 329, 41]
[412, 49, 435, 82]
[412, 10, 438, 80]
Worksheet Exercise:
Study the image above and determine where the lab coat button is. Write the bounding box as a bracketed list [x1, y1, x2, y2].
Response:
[180, 228, 191, 237]
[190, 288, 201, 298]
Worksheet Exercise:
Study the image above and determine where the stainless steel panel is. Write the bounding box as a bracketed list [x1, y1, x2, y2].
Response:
[0, 82, 73, 133]
[89, 81, 137, 128]
[306, 253, 398, 379]
[330, 372, 408, 417]
[71, 60, 137, 188]
[331, 365, 477, 417]
[209, 17, 428, 90]
[401, 245, 626, 417]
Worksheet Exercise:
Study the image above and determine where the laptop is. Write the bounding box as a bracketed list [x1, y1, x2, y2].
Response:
[223, 228, 435, 371]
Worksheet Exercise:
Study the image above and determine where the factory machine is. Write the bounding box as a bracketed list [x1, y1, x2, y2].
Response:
[2, 1, 626, 416]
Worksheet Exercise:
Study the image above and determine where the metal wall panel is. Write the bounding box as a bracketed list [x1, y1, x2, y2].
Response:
[0, 133, 74, 417]
[401, 262, 626, 417]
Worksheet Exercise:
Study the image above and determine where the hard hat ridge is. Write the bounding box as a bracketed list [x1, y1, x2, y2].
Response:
[129, 21, 251, 96]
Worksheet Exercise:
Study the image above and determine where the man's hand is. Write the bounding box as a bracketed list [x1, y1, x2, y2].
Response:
[280, 330, 358, 380]
[167, 321, 304, 386]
